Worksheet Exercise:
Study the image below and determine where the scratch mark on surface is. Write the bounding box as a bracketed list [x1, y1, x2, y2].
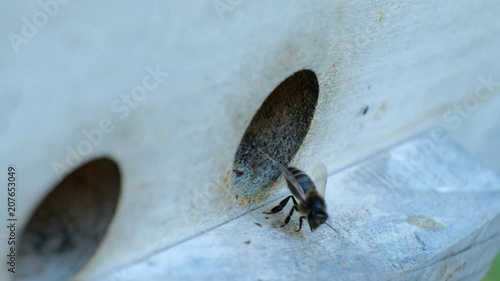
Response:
[414, 232, 426, 251]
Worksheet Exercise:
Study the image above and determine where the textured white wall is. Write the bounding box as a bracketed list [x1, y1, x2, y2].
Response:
[1, 0, 499, 280]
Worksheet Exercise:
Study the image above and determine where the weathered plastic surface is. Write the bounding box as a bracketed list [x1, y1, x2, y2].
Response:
[91, 137, 500, 281]
[1, 0, 500, 280]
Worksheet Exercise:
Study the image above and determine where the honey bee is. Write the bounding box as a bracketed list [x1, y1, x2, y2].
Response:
[262, 152, 329, 232]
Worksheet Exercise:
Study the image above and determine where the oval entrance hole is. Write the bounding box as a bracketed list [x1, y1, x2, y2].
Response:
[16, 158, 121, 281]
[232, 69, 319, 196]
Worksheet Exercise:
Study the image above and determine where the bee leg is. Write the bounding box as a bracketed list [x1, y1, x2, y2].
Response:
[282, 206, 298, 227]
[264, 195, 294, 214]
[296, 216, 306, 232]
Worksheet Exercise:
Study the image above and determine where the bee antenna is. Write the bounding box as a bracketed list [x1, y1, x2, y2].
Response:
[325, 222, 340, 235]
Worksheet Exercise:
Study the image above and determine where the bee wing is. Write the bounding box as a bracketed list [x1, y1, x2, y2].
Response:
[312, 163, 328, 196]
[276, 163, 307, 202]
[258, 148, 306, 201]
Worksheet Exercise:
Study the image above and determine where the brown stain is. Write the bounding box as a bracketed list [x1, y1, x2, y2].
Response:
[222, 171, 230, 184]
[379, 100, 387, 112]
[216, 171, 239, 212]
[405, 215, 445, 231]
[239, 196, 252, 206]
[336, 4, 343, 20]
[377, 11, 384, 24]
[373, 100, 388, 120]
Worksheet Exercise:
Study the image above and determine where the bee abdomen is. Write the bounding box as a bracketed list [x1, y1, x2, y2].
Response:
[288, 167, 316, 193]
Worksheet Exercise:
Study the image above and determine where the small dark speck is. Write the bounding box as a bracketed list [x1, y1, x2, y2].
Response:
[244, 240, 251, 244]
[235, 195, 239, 200]
[368, 85, 371, 90]
[233, 169, 244, 177]
[362, 106, 369, 115]
[265, 216, 269, 219]
[255, 222, 262, 227]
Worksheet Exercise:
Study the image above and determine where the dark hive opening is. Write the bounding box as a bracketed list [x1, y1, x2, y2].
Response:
[232, 69, 319, 196]
[16, 158, 121, 281]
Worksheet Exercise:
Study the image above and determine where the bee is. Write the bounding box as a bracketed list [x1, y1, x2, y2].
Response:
[262, 152, 329, 232]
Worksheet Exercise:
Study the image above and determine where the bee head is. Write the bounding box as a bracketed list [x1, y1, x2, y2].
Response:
[308, 209, 328, 231]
